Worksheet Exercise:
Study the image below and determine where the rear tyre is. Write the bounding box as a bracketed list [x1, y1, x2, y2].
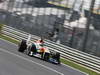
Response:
[31, 43, 37, 54]
[18, 39, 27, 53]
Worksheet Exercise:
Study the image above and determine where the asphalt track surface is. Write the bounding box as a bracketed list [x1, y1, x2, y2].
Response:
[0, 39, 87, 75]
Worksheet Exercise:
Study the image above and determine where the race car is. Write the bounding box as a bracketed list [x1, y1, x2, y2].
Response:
[18, 38, 61, 64]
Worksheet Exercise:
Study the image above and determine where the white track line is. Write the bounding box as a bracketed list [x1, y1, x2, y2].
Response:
[0, 48, 64, 75]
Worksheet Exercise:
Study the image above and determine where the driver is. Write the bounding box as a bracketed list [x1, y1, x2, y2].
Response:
[36, 39, 44, 44]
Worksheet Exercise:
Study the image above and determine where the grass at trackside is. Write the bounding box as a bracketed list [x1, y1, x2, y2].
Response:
[0, 34, 19, 44]
[0, 34, 99, 75]
[61, 59, 99, 75]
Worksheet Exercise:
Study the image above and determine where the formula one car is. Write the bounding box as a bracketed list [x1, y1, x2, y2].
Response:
[18, 36, 60, 64]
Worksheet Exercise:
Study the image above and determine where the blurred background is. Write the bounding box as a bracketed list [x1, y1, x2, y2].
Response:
[0, 0, 100, 56]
